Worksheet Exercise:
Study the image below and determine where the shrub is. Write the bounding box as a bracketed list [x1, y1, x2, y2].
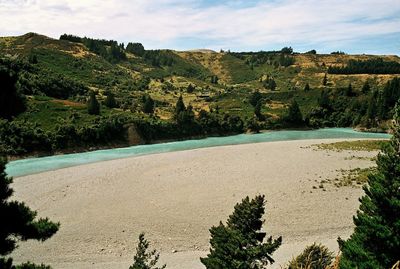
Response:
[288, 243, 334, 269]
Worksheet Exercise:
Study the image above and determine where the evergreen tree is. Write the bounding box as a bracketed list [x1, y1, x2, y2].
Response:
[201, 195, 282, 268]
[286, 100, 303, 125]
[174, 95, 186, 119]
[87, 91, 100, 115]
[345, 83, 354, 97]
[186, 84, 195, 93]
[104, 92, 117, 108]
[254, 100, 263, 120]
[129, 233, 166, 269]
[0, 66, 26, 119]
[338, 103, 400, 269]
[0, 158, 59, 268]
[249, 90, 262, 107]
[142, 95, 155, 114]
[361, 81, 370, 94]
[322, 74, 328, 86]
[304, 83, 310, 92]
[318, 90, 330, 109]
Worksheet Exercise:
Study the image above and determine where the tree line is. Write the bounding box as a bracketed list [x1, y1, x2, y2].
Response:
[328, 59, 400, 74]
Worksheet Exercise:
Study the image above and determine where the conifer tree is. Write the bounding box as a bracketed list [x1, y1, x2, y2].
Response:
[0, 158, 59, 268]
[129, 233, 166, 269]
[87, 91, 100, 115]
[142, 95, 155, 114]
[322, 74, 328, 86]
[174, 95, 186, 119]
[286, 100, 303, 125]
[304, 83, 310, 92]
[339, 103, 400, 269]
[361, 81, 370, 94]
[104, 91, 117, 108]
[201, 195, 282, 268]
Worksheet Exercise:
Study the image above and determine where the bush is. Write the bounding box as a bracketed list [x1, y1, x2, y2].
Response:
[288, 243, 334, 269]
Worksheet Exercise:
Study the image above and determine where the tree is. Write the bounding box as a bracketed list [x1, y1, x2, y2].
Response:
[126, 43, 145, 56]
[286, 100, 303, 125]
[304, 83, 310, 92]
[142, 95, 155, 114]
[249, 90, 262, 107]
[338, 103, 400, 269]
[87, 91, 100, 115]
[361, 81, 370, 94]
[322, 74, 328, 86]
[201, 195, 282, 268]
[104, 91, 117, 108]
[254, 100, 263, 120]
[186, 84, 195, 93]
[318, 89, 330, 109]
[129, 233, 166, 269]
[174, 95, 186, 119]
[0, 158, 59, 268]
[345, 83, 354, 97]
[0, 66, 26, 119]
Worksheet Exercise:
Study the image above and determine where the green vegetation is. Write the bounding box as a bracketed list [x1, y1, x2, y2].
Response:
[1, 32, 399, 157]
[0, 158, 59, 268]
[201, 195, 282, 268]
[288, 243, 334, 269]
[129, 233, 166, 269]
[328, 58, 400, 74]
[338, 104, 400, 268]
[314, 140, 388, 152]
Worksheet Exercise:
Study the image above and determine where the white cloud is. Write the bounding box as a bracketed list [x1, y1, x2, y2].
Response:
[0, 0, 399, 52]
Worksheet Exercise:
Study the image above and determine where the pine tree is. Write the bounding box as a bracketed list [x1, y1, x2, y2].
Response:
[338, 103, 400, 269]
[0, 158, 59, 268]
[201, 195, 282, 268]
[0, 66, 26, 119]
[249, 90, 262, 107]
[254, 100, 263, 120]
[142, 95, 155, 114]
[129, 233, 166, 269]
[286, 100, 303, 125]
[174, 95, 186, 120]
[345, 83, 354, 97]
[361, 81, 370, 94]
[322, 74, 328, 86]
[87, 91, 100, 115]
[304, 83, 310, 92]
[104, 92, 117, 108]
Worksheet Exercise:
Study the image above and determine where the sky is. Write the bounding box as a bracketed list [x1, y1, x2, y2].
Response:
[0, 0, 399, 54]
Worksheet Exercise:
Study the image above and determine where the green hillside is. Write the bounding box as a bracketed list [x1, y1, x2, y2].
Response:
[1, 32, 400, 157]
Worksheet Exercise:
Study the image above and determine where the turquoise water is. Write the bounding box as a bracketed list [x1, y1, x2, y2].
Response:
[5, 128, 390, 177]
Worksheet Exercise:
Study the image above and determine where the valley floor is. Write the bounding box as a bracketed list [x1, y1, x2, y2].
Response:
[11, 139, 378, 269]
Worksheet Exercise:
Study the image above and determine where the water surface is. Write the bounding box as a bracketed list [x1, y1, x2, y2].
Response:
[6, 128, 390, 177]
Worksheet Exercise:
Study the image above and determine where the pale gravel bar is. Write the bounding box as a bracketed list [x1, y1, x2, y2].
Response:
[11, 138, 379, 269]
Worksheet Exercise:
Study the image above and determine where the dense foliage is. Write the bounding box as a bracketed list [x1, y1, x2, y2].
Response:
[328, 59, 400, 74]
[0, 61, 26, 119]
[338, 104, 400, 268]
[0, 158, 59, 268]
[201, 195, 282, 268]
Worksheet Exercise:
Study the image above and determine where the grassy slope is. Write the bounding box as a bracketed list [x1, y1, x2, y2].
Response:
[1, 33, 400, 130]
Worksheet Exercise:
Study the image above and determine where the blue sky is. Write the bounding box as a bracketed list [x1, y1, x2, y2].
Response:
[1, 0, 399, 54]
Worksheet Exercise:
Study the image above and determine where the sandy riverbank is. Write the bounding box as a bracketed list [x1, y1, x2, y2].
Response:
[10, 139, 379, 269]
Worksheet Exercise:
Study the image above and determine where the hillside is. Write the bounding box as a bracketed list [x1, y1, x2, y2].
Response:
[1, 32, 400, 157]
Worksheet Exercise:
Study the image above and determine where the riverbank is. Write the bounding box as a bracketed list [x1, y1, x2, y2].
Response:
[10, 138, 379, 268]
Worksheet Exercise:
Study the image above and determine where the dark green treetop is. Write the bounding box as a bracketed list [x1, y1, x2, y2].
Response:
[0, 158, 59, 268]
[339, 103, 400, 268]
[201, 195, 282, 269]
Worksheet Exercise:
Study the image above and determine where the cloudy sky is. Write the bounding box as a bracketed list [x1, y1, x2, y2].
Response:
[1, 0, 399, 54]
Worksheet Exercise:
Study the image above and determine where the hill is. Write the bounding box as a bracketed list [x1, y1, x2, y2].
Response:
[1, 32, 399, 157]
